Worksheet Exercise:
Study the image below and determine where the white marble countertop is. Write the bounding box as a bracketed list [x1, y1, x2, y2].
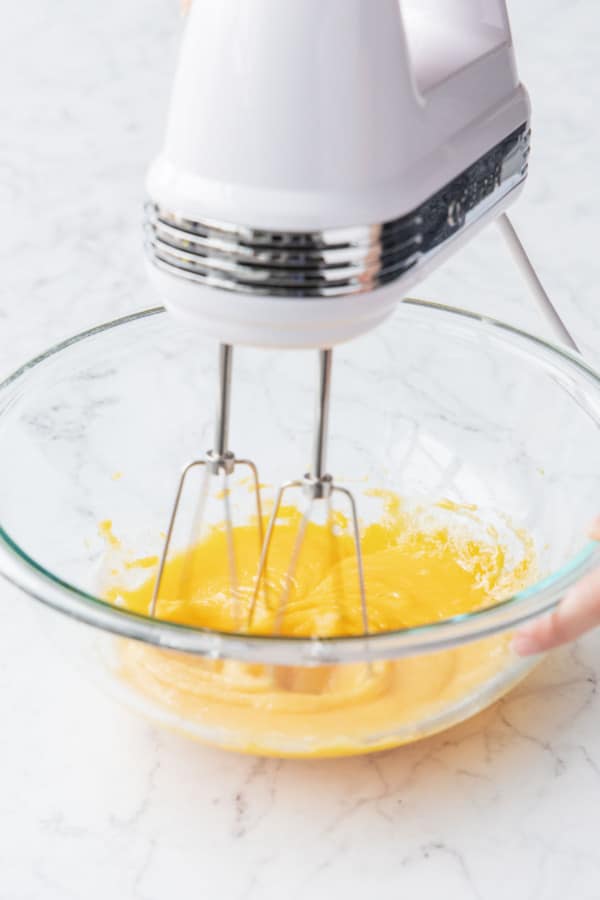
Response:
[2, 2, 600, 898]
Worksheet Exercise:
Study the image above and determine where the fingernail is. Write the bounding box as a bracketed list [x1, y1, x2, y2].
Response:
[511, 634, 541, 657]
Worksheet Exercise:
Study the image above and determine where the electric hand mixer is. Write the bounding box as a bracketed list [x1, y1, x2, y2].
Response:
[145, 0, 576, 632]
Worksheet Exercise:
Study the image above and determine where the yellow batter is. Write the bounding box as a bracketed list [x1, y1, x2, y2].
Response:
[102, 495, 537, 756]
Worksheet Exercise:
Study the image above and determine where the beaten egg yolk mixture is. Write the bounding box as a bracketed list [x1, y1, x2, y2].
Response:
[102, 496, 536, 757]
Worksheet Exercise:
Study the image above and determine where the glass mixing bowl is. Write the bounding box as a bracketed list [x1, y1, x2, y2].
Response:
[1, 300, 600, 758]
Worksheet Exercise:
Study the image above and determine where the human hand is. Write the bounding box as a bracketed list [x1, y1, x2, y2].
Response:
[513, 519, 600, 656]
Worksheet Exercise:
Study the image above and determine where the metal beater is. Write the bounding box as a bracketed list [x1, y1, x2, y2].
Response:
[149, 343, 264, 620]
[247, 348, 369, 634]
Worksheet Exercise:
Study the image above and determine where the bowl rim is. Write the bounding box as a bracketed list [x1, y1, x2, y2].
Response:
[1, 300, 599, 665]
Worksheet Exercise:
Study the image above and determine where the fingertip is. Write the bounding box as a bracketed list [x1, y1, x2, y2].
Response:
[511, 632, 543, 657]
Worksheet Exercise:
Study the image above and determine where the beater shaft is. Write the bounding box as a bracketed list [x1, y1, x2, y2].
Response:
[214, 343, 233, 459]
[313, 348, 332, 481]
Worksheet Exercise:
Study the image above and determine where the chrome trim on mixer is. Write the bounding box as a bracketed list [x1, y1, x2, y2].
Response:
[145, 124, 530, 299]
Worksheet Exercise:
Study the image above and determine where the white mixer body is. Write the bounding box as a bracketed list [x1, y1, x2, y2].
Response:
[146, 0, 531, 347]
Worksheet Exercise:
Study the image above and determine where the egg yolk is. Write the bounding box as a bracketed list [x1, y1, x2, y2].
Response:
[102, 496, 536, 757]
